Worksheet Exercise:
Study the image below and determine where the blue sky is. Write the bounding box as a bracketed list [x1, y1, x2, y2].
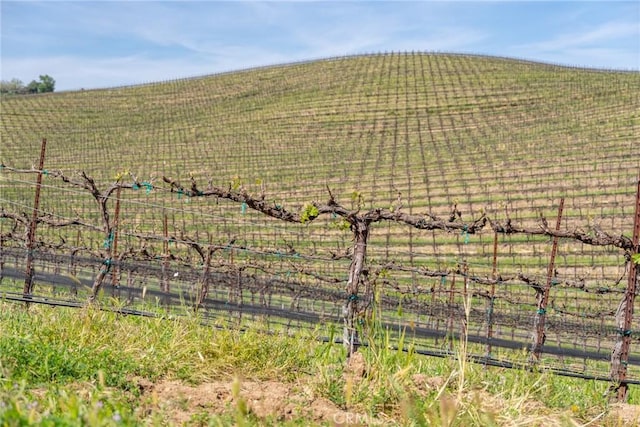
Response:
[1, 1, 639, 91]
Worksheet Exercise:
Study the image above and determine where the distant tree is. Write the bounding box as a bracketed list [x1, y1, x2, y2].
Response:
[26, 80, 40, 94]
[0, 78, 25, 94]
[37, 74, 55, 93]
[0, 75, 55, 94]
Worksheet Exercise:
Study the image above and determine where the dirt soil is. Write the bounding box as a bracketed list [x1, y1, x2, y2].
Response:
[132, 376, 370, 425]
[608, 403, 640, 425]
[127, 368, 640, 426]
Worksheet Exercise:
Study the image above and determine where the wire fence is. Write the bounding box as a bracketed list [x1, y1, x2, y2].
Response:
[1, 160, 638, 396]
[1, 52, 639, 398]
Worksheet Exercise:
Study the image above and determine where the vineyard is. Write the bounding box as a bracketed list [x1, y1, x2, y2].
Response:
[1, 52, 639, 398]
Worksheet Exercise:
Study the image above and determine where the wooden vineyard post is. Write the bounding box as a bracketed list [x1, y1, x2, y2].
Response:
[23, 138, 47, 299]
[110, 186, 122, 297]
[195, 248, 213, 312]
[0, 223, 5, 285]
[161, 212, 170, 307]
[446, 273, 457, 351]
[85, 173, 149, 302]
[461, 262, 469, 350]
[531, 198, 564, 362]
[486, 232, 498, 359]
[612, 176, 640, 401]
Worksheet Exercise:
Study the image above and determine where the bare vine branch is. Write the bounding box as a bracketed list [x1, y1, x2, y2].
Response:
[490, 218, 634, 250]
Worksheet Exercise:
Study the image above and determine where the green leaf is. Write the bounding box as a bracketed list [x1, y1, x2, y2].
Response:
[300, 204, 319, 224]
[632, 253, 640, 265]
[230, 175, 242, 191]
[340, 219, 351, 231]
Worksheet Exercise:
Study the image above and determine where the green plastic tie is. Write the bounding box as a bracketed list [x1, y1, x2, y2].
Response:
[348, 294, 359, 302]
[142, 182, 153, 194]
[617, 329, 632, 337]
[241, 202, 247, 214]
[101, 258, 112, 274]
[42, 169, 49, 176]
[103, 231, 114, 249]
[132, 183, 140, 190]
[537, 308, 546, 315]
[462, 225, 469, 244]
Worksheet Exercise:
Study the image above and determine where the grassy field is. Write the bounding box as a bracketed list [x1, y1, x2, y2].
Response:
[1, 53, 639, 424]
[1, 301, 639, 426]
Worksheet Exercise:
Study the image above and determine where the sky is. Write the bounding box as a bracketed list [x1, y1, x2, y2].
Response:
[1, 1, 639, 92]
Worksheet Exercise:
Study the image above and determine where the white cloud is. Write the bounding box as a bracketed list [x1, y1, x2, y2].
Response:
[2, 1, 493, 90]
[513, 20, 640, 69]
[524, 21, 638, 51]
[2, 1, 637, 90]
[519, 47, 639, 71]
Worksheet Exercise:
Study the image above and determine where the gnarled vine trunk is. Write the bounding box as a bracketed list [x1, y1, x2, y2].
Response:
[343, 218, 370, 357]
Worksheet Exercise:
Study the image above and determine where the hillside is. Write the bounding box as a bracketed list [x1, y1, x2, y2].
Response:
[1, 54, 640, 380]
[2, 52, 638, 260]
[2, 53, 638, 199]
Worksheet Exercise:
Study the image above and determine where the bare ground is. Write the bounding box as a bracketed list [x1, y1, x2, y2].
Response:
[132, 376, 370, 426]
[125, 365, 640, 427]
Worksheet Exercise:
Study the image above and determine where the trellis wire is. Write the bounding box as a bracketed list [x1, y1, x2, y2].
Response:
[1, 52, 638, 399]
[1, 168, 638, 396]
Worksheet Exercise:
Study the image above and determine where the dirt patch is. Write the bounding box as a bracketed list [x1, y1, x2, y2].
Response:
[606, 403, 640, 425]
[345, 352, 367, 380]
[410, 373, 446, 396]
[133, 376, 367, 425]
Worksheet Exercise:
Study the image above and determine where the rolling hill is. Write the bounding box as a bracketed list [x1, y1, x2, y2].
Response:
[2, 52, 640, 420]
[2, 52, 638, 264]
[2, 51, 640, 380]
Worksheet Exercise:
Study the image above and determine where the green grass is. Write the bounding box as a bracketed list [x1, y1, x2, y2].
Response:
[1, 300, 637, 426]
